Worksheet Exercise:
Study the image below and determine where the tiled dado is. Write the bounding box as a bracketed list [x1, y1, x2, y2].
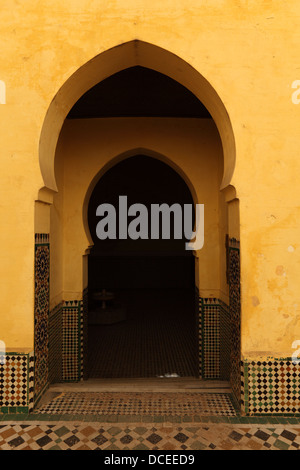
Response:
[48, 302, 63, 384]
[49, 298, 86, 384]
[82, 288, 89, 380]
[241, 359, 300, 415]
[62, 299, 84, 382]
[34, 233, 50, 404]
[228, 238, 241, 410]
[200, 298, 230, 381]
[195, 287, 202, 379]
[0, 353, 34, 413]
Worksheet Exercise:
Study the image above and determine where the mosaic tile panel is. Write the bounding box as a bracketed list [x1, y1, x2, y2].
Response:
[199, 298, 230, 381]
[48, 303, 63, 384]
[201, 298, 220, 379]
[219, 300, 231, 381]
[242, 359, 300, 415]
[62, 300, 82, 382]
[82, 288, 89, 380]
[228, 238, 241, 406]
[47, 296, 87, 385]
[34, 234, 50, 403]
[194, 287, 202, 378]
[28, 354, 35, 411]
[0, 353, 34, 413]
[48, 294, 86, 385]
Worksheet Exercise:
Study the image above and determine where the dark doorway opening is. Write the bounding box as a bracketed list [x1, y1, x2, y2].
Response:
[87, 155, 199, 378]
[67, 66, 212, 119]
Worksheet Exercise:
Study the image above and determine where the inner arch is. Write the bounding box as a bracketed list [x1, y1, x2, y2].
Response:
[82, 147, 200, 249]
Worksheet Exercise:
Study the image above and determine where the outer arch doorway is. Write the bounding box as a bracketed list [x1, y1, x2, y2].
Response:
[34, 41, 240, 412]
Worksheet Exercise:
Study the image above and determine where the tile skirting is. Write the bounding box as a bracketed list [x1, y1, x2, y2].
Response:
[48, 302, 63, 384]
[241, 359, 300, 415]
[0, 352, 34, 413]
[48, 298, 85, 384]
[200, 298, 230, 381]
[34, 233, 50, 403]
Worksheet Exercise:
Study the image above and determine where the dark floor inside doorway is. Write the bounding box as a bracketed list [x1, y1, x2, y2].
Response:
[87, 288, 198, 378]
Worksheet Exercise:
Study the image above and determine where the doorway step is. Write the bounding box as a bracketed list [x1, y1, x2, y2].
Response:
[33, 379, 236, 417]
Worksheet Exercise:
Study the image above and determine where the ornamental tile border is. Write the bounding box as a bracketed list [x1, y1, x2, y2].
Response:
[0, 352, 34, 413]
[62, 300, 82, 382]
[34, 234, 50, 404]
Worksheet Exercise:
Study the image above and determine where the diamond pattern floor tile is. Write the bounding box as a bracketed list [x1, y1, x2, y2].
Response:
[1, 422, 300, 450]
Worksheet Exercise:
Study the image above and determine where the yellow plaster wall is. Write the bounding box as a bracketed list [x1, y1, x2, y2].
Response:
[0, 1, 299, 358]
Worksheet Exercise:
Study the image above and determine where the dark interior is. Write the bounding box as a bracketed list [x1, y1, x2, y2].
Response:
[67, 66, 212, 119]
[87, 155, 199, 378]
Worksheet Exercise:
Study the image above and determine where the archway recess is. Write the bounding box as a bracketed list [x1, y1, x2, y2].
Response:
[35, 40, 240, 409]
[39, 40, 236, 196]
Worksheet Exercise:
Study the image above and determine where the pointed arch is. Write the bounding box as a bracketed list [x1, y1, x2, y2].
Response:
[82, 147, 200, 247]
[39, 40, 236, 195]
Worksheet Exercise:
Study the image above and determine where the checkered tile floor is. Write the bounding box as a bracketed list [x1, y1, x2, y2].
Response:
[33, 392, 237, 417]
[1, 422, 300, 450]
